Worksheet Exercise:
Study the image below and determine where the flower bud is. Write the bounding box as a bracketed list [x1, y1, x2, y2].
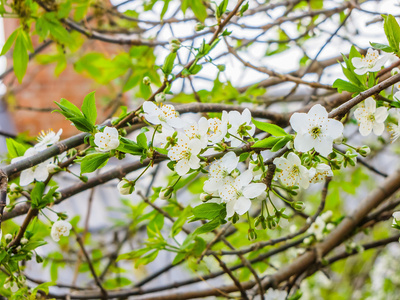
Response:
[80, 175, 88, 183]
[20, 237, 28, 245]
[320, 210, 333, 222]
[160, 187, 174, 200]
[155, 93, 166, 103]
[16, 246, 21, 252]
[248, 228, 257, 241]
[143, 76, 151, 85]
[217, 64, 225, 72]
[5, 234, 12, 242]
[195, 23, 206, 31]
[231, 213, 239, 224]
[117, 179, 135, 195]
[357, 145, 371, 157]
[9, 183, 19, 192]
[36, 254, 43, 263]
[326, 223, 335, 231]
[303, 237, 312, 245]
[392, 67, 400, 76]
[169, 38, 181, 52]
[333, 135, 343, 145]
[293, 201, 305, 211]
[47, 163, 60, 174]
[200, 193, 213, 202]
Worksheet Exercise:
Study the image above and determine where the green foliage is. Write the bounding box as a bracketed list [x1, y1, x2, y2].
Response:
[252, 119, 287, 136]
[382, 14, 400, 55]
[76, 152, 110, 175]
[30, 182, 58, 209]
[6, 139, 30, 160]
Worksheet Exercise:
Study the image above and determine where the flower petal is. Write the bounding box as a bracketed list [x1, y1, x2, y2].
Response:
[221, 152, 239, 173]
[364, 97, 376, 113]
[175, 159, 190, 176]
[234, 197, 251, 215]
[243, 183, 266, 198]
[289, 113, 308, 134]
[372, 122, 385, 136]
[293, 134, 314, 153]
[374, 107, 388, 123]
[325, 119, 344, 139]
[359, 121, 373, 136]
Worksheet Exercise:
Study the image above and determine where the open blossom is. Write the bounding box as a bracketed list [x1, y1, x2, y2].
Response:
[219, 170, 266, 217]
[226, 109, 255, 147]
[203, 152, 239, 194]
[184, 117, 209, 148]
[94, 127, 120, 152]
[309, 163, 333, 183]
[307, 216, 326, 241]
[168, 135, 202, 176]
[262, 289, 287, 300]
[388, 110, 400, 142]
[290, 104, 343, 156]
[207, 111, 228, 144]
[351, 48, 387, 75]
[354, 97, 388, 136]
[143, 101, 183, 130]
[273, 152, 313, 189]
[51, 220, 72, 242]
[393, 211, 400, 224]
[35, 129, 62, 151]
[11, 148, 51, 186]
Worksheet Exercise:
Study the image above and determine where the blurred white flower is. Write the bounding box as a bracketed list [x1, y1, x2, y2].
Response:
[307, 216, 326, 241]
[226, 109, 255, 147]
[354, 97, 388, 136]
[11, 148, 51, 186]
[168, 135, 202, 176]
[184, 117, 209, 148]
[351, 48, 387, 75]
[94, 127, 120, 152]
[117, 179, 134, 195]
[51, 220, 72, 242]
[35, 129, 62, 151]
[207, 112, 228, 144]
[273, 152, 313, 189]
[143, 102, 183, 130]
[309, 163, 333, 183]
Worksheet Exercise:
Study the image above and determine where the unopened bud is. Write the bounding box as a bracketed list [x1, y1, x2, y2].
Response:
[47, 163, 60, 174]
[392, 67, 400, 76]
[20, 237, 28, 245]
[9, 183, 19, 192]
[293, 201, 305, 211]
[357, 145, 371, 157]
[333, 135, 343, 145]
[5, 234, 12, 242]
[195, 23, 206, 31]
[160, 187, 174, 200]
[200, 193, 213, 202]
[231, 169, 240, 178]
[169, 38, 181, 52]
[143, 76, 151, 85]
[217, 64, 225, 72]
[248, 228, 257, 241]
[155, 93, 166, 103]
[117, 179, 135, 195]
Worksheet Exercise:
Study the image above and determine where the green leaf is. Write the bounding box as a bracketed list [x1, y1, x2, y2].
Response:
[81, 91, 97, 126]
[162, 52, 177, 75]
[332, 79, 364, 93]
[192, 217, 220, 235]
[171, 205, 192, 237]
[78, 153, 110, 174]
[6, 138, 30, 159]
[1, 29, 18, 56]
[13, 32, 29, 83]
[191, 203, 223, 221]
[383, 14, 400, 53]
[191, 0, 207, 21]
[252, 119, 287, 136]
[271, 136, 291, 152]
[117, 137, 143, 156]
[217, 0, 229, 18]
[30, 182, 45, 209]
[239, 2, 249, 16]
[370, 42, 393, 53]
[136, 132, 148, 150]
[252, 136, 281, 149]
[23, 240, 47, 251]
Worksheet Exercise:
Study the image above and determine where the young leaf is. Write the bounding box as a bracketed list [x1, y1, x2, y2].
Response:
[251, 136, 281, 149]
[13, 32, 29, 83]
[162, 52, 177, 75]
[252, 119, 287, 136]
[78, 153, 110, 174]
[332, 79, 364, 93]
[191, 203, 223, 221]
[1, 29, 18, 56]
[370, 42, 393, 53]
[81, 91, 97, 126]
[271, 136, 291, 152]
[117, 137, 143, 155]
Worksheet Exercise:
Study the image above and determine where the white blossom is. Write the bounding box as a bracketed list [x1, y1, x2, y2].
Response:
[309, 163, 333, 184]
[351, 48, 388, 75]
[219, 170, 266, 217]
[168, 135, 202, 176]
[203, 152, 239, 194]
[354, 97, 388, 136]
[94, 126, 120, 152]
[35, 129, 62, 151]
[51, 220, 72, 242]
[117, 179, 133, 195]
[226, 109, 255, 147]
[3, 279, 18, 293]
[207, 112, 228, 144]
[393, 211, 400, 224]
[184, 117, 209, 148]
[11, 148, 52, 186]
[273, 152, 313, 189]
[263, 288, 287, 300]
[290, 104, 343, 156]
[389, 110, 400, 142]
[154, 127, 176, 148]
[143, 101, 183, 130]
[307, 216, 326, 241]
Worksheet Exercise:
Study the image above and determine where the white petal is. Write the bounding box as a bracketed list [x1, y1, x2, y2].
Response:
[299, 166, 310, 189]
[372, 122, 385, 136]
[189, 138, 202, 154]
[175, 159, 190, 176]
[287, 152, 301, 165]
[168, 117, 185, 129]
[242, 108, 252, 123]
[203, 179, 220, 193]
[226, 200, 236, 218]
[234, 197, 251, 215]
[351, 57, 364, 69]
[273, 157, 288, 170]
[364, 97, 376, 113]
[293, 134, 314, 153]
[354, 67, 368, 75]
[20, 169, 35, 186]
[307, 104, 328, 119]
[198, 117, 209, 135]
[34, 164, 50, 182]
[104, 127, 119, 137]
[374, 107, 388, 123]
[325, 119, 344, 139]
[313, 137, 333, 156]
[289, 113, 308, 134]
[359, 121, 373, 136]
[188, 155, 200, 170]
[243, 183, 266, 198]
[221, 152, 239, 173]
[354, 107, 368, 122]
[235, 170, 253, 187]
[143, 101, 158, 115]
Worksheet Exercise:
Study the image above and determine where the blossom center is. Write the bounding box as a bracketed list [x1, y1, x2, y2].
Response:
[310, 126, 322, 139]
[368, 114, 375, 122]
